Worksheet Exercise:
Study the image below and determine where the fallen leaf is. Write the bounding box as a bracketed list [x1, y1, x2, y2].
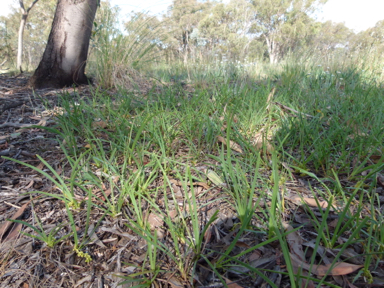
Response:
[235, 241, 250, 248]
[25, 180, 34, 189]
[377, 174, 384, 188]
[369, 154, 383, 164]
[206, 170, 225, 186]
[36, 162, 45, 170]
[248, 250, 262, 262]
[148, 213, 164, 239]
[193, 182, 210, 189]
[217, 136, 243, 153]
[99, 227, 137, 240]
[223, 276, 244, 288]
[203, 225, 213, 242]
[164, 273, 184, 288]
[10, 132, 21, 139]
[251, 132, 274, 154]
[248, 252, 278, 270]
[328, 218, 339, 228]
[313, 262, 363, 276]
[291, 196, 329, 209]
[74, 275, 92, 287]
[92, 120, 108, 129]
[284, 224, 315, 288]
[0, 135, 10, 140]
[344, 276, 359, 288]
[168, 210, 178, 220]
[283, 223, 305, 260]
[87, 224, 106, 248]
[37, 117, 49, 127]
[4, 222, 23, 242]
[303, 240, 346, 285]
[290, 253, 362, 276]
[0, 201, 30, 242]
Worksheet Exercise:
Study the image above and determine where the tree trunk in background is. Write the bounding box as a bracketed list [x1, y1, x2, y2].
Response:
[265, 35, 280, 64]
[29, 0, 98, 89]
[17, 0, 40, 73]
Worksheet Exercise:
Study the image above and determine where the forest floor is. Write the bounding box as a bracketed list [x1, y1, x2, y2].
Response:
[0, 72, 384, 288]
[0, 75, 111, 287]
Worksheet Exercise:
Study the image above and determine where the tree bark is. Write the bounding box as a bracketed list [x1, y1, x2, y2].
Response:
[28, 0, 98, 89]
[17, 0, 40, 73]
[265, 35, 280, 64]
[17, 12, 27, 73]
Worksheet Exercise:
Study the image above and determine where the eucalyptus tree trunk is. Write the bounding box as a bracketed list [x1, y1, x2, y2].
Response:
[29, 0, 98, 89]
[265, 35, 280, 64]
[17, 0, 40, 73]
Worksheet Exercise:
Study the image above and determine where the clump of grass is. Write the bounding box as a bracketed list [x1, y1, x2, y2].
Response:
[88, 5, 165, 89]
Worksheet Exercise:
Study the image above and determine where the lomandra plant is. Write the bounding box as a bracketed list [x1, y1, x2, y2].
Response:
[3, 153, 91, 209]
[4, 152, 105, 262]
[9, 199, 72, 248]
[122, 159, 219, 285]
[89, 4, 164, 89]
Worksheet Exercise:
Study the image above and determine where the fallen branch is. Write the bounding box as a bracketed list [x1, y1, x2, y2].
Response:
[0, 122, 34, 129]
[0, 119, 54, 129]
[1, 101, 24, 114]
[0, 148, 36, 157]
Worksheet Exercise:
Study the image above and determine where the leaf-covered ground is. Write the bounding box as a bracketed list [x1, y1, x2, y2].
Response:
[1, 73, 384, 288]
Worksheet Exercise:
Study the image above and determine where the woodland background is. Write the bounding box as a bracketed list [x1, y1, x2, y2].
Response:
[1, 0, 383, 76]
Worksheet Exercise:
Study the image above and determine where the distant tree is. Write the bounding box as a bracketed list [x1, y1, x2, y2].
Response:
[17, 0, 40, 73]
[198, 0, 254, 60]
[310, 21, 352, 53]
[0, 19, 14, 69]
[164, 0, 211, 63]
[29, 0, 98, 89]
[249, 0, 327, 63]
[1, 0, 56, 71]
[123, 12, 165, 66]
[349, 20, 384, 54]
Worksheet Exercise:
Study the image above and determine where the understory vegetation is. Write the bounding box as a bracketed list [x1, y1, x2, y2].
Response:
[4, 55, 384, 287]
[1, 1, 384, 287]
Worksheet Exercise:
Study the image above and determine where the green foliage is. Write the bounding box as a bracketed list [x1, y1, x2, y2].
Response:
[5, 55, 384, 285]
[250, 0, 327, 63]
[2, 0, 384, 72]
[0, 0, 56, 71]
[3, 1, 384, 286]
[9, 216, 72, 248]
[349, 20, 384, 60]
[0, 19, 14, 69]
[198, 0, 253, 60]
[87, 3, 165, 88]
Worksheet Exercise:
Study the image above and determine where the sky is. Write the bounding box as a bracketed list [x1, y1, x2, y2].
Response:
[1, 0, 384, 33]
